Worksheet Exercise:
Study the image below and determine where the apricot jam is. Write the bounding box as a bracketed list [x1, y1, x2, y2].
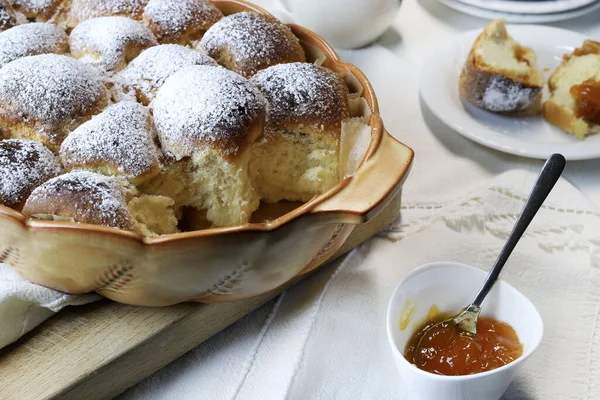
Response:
[570, 79, 600, 126]
[404, 314, 523, 376]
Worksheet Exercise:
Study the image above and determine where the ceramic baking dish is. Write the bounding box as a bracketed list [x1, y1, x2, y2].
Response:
[0, 0, 414, 306]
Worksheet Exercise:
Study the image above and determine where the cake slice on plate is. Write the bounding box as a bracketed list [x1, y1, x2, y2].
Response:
[544, 40, 600, 139]
[459, 19, 544, 113]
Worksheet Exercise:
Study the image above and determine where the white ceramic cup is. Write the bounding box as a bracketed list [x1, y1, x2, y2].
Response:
[272, 0, 402, 49]
[386, 262, 543, 400]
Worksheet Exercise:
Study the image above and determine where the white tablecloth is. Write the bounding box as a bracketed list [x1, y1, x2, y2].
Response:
[119, 5, 600, 397]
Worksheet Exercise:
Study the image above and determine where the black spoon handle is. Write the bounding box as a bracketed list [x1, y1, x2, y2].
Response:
[471, 153, 567, 308]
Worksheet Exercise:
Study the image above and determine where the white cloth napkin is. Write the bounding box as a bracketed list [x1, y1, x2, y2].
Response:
[0, 264, 99, 349]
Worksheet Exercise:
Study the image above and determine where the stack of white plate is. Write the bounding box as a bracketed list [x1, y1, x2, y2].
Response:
[438, 0, 600, 22]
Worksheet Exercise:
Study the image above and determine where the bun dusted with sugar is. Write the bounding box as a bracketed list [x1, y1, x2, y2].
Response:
[544, 40, 600, 139]
[22, 171, 136, 230]
[69, 16, 158, 72]
[60, 101, 162, 185]
[0, 22, 69, 68]
[0, 54, 109, 151]
[250, 62, 349, 202]
[117, 44, 217, 105]
[22, 170, 178, 235]
[459, 19, 544, 113]
[0, 7, 353, 234]
[198, 11, 306, 78]
[0, 139, 61, 210]
[149, 65, 265, 227]
[142, 0, 222, 44]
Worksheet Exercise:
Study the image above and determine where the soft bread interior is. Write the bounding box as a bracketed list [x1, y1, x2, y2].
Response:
[250, 132, 339, 203]
[545, 49, 600, 139]
[128, 194, 179, 235]
[474, 19, 544, 87]
[188, 148, 259, 227]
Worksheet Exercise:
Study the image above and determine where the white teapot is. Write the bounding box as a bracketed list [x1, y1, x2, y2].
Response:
[273, 0, 402, 49]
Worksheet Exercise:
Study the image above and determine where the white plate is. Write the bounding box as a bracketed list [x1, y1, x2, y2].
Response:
[419, 25, 600, 160]
[457, 0, 598, 15]
[438, 0, 600, 22]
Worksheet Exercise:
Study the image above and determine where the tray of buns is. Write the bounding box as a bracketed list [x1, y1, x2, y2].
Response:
[0, 0, 414, 306]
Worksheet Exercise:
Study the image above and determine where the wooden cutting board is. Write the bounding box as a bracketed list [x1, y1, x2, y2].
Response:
[0, 192, 401, 400]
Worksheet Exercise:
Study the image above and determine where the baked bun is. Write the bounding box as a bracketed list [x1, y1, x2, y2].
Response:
[7, 0, 64, 22]
[69, 16, 158, 72]
[149, 65, 265, 226]
[198, 11, 306, 78]
[22, 171, 137, 230]
[60, 101, 162, 185]
[142, 0, 222, 44]
[59, 0, 148, 29]
[0, 22, 69, 68]
[0, 0, 18, 31]
[0, 139, 61, 210]
[544, 40, 600, 139]
[250, 62, 348, 202]
[117, 44, 217, 105]
[0, 54, 109, 151]
[459, 19, 544, 113]
[22, 170, 178, 235]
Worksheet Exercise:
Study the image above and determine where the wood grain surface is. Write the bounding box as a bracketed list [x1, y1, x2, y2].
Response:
[0, 192, 401, 400]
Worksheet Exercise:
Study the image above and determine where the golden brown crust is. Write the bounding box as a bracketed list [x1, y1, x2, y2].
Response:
[142, 0, 222, 45]
[198, 12, 306, 78]
[22, 171, 137, 231]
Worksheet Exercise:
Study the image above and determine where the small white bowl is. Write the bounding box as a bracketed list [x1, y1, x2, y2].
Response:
[386, 262, 543, 400]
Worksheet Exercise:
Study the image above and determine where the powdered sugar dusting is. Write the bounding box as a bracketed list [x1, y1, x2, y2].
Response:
[66, 0, 148, 25]
[0, 54, 108, 148]
[0, 138, 61, 209]
[252, 62, 349, 135]
[70, 16, 158, 71]
[482, 75, 540, 112]
[117, 44, 217, 104]
[152, 65, 266, 159]
[199, 11, 305, 77]
[0, 22, 68, 68]
[143, 0, 221, 43]
[24, 170, 134, 229]
[60, 101, 160, 180]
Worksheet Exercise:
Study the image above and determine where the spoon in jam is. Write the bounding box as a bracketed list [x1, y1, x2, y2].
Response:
[414, 153, 566, 359]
